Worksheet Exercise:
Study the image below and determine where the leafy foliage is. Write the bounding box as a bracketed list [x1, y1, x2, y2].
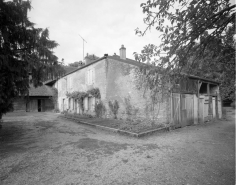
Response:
[124, 95, 139, 116]
[95, 101, 106, 117]
[87, 88, 101, 99]
[66, 88, 101, 112]
[68, 61, 83, 67]
[135, 0, 235, 100]
[108, 100, 120, 119]
[0, 0, 62, 117]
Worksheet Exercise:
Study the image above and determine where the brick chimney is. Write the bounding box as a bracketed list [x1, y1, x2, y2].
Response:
[119, 45, 126, 60]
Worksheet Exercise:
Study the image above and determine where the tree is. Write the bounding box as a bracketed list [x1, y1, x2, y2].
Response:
[0, 0, 60, 119]
[68, 61, 82, 67]
[135, 0, 235, 100]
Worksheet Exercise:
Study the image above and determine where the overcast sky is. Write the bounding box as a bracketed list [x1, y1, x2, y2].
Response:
[28, 0, 235, 65]
[28, 0, 161, 65]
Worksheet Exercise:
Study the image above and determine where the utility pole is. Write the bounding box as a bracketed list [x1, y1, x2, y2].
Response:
[78, 34, 87, 61]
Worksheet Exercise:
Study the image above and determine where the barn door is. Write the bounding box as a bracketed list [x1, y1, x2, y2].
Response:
[172, 93, 194, 128]
[212, 97, 216, 118]
[181, 94, 194, 126]
[172, 93, 181, 128]
[204, 96, 209, 120]
[199, 96, 204, 123]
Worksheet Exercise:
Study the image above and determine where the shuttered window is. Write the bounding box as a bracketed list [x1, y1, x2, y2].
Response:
[87, 69, 95, 85]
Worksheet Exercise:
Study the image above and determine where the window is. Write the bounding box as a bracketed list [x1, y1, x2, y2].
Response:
[72, 98, 74, 110]
[87, 69, 94, 85]
[68, 98, 71, 109]
[88, 97, 95, 111]
[88, 97, 92, 111]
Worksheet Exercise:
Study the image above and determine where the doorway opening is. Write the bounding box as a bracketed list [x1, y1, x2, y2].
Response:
[38, 99, 41, 112]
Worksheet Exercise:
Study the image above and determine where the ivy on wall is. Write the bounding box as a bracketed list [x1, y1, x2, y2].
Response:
[66, 87, 101, 112]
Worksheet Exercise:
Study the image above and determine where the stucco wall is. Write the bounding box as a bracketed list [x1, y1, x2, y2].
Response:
[55, 58, 169, 125]
[55, 59, 107, 114]
[105, 58, 170, 125]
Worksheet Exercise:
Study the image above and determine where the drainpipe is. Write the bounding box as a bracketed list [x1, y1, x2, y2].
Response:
[197, 80, 199, 124]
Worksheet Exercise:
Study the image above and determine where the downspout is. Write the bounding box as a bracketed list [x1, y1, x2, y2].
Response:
[197, 80, 199, 124]
[104, 56, 109, 118]
[169, 78, 173, 130]
[170, 90, 173, 130]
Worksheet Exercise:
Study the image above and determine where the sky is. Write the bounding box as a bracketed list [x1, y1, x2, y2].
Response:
[28, 0, 235, 65]
[28, 0, 162, 65]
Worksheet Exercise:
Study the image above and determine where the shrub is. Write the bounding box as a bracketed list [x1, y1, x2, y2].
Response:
[108, 100, 119, 119]
[95, 101, 106, 117]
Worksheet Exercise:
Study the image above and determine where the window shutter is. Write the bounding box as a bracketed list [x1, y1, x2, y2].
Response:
[92, 97, 96, 111]
[86, 71, 88, 85]
[89, 70, 91, 85]
[87, 70, 89, 85]
[84, 97, 88, 111]
[92, 69, 95, 84]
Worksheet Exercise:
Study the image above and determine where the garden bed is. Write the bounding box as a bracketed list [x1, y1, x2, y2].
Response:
[60, 113, 168, 137]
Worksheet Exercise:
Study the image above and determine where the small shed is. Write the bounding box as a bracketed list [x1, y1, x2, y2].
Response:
[171, 74, 221, 128]
[13, 85, 55, 112]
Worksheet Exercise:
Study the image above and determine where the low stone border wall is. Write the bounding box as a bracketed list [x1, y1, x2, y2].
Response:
[59, 115, 169, 138]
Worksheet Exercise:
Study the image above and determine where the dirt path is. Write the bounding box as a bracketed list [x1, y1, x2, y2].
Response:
[0, 109, 235, 185]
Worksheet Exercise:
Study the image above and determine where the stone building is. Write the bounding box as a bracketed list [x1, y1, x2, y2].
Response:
[52, 45, 222, 128]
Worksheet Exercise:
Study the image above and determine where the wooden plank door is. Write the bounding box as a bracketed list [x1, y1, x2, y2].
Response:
[172, 93, 181, 128]
[184, 94, 194, 126]
[204, 96, 209, 120]
[212, 97, 216, 118]
[180, 94, 194, 126]
[199, 96, 204, 123]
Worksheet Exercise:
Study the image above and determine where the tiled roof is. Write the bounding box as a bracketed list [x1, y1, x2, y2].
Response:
[29, 84, 54, 96]
[50, 54, 219, 85]
[107, 55, 147, 67]
[57, 55, 147, 79]
[63, 66, 78, 74]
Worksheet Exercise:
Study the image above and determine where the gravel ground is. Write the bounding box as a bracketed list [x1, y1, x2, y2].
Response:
[0, 108, 235, 185]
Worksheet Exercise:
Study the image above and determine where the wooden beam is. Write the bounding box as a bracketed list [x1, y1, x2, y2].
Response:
[207, 83, 210, 95]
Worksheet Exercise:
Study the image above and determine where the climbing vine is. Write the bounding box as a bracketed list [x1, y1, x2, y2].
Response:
[133, 65, 171, 122]
[66, 87, 101, 112]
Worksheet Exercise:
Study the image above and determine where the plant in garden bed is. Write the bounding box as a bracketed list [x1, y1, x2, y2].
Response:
[95, 101, 106, 118]
[119, 119, 165, 133]
[108, 100, 119, 119]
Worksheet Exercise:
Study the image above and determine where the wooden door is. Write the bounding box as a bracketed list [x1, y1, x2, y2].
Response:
[204, 96, 209, 120]
[172, 93, 194, 128]
[212, 97, 216, 118]
[182, 94, 194, 126]
[172, 93, 181, 128]
[38, 99, 42, 112]
[30, 99, 38, 112]
[199, 96, 204, 123]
